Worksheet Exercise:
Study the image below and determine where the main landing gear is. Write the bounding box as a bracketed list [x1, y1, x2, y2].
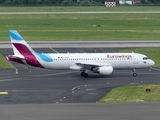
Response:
[133, 69, 137, 77]
[81, 71, 89, 78]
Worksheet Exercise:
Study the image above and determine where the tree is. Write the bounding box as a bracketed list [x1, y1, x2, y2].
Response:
[37, 0, 43, 4]
[44, 0, 51, 4]
[13, 0, 22, 5]
[4, 0, 12, 5]
[0, 0, 4, 4]
[149, 0, 160, 3]
[80, 0, 90, 6]
[21, 0, 29, 4]
[62, 0, 73, 6]
[93, 0, 105, 4]
[141, 0, 150, 4]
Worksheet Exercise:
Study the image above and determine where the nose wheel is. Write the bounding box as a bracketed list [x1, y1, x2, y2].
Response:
[133, 69, 137, 77]
[81, 71, 89, 78]
[133, 73, 137, 77]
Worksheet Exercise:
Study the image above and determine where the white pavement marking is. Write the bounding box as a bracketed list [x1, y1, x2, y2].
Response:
[86, 89, 95, 91]
[71, 85, 86, 91]
[150, 67, 160, 72]
[130, 83, 140, 85]
[88, 93, 98, 95]
[15, 67, 18, 74]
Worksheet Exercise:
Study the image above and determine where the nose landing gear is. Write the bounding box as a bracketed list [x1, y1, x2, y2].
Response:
[133, 69, 137, 77]
[133, 73, 137, 77]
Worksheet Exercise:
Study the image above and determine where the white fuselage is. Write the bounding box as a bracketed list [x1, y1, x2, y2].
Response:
[36, 53, 154, 70]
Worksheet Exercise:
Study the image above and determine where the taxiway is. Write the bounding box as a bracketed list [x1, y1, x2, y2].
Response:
[0, 47, 160, 120]
[0, 48, 160, 104]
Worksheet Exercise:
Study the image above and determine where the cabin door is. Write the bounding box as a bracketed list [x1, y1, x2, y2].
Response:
[133, 54, 138, 64]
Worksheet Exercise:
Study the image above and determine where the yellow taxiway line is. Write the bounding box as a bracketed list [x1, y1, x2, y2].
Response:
[49, 47, 59, 54]
[0, 71, 79, 83]
[0, 92, 8, 95]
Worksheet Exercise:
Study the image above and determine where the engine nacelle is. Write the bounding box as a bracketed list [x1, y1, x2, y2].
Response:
[98, 66, 113, 75]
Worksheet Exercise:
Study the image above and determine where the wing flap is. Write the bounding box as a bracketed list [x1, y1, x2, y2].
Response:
[76, 62, 111, 67]
[73, 62, 112, 71]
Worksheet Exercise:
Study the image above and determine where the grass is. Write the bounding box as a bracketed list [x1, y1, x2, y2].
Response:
[0, 13, 160, 41]
[0, 6, 160, 12]
[0, 54, 14, 69]
[0, 6, 159, 69]
[114, 47, 160, 68]
[99, 84, 160, 103]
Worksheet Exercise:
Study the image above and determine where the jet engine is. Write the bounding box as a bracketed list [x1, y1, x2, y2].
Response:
[98, 66, 113, 75]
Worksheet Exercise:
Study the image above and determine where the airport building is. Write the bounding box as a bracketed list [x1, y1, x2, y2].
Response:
[119, 0, 140, 5]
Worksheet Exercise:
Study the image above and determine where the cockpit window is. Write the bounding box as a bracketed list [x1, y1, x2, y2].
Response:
[143, 57, 149, 60]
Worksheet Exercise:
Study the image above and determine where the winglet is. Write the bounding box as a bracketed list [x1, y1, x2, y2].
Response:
[9, 30, 23, 41]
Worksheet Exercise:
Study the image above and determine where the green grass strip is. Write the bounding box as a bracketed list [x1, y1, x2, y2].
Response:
[114, 47, 160, 68]
[0, 54, 14, 69]
[1, 13, 160, 41]
[100, 84, 160, 103]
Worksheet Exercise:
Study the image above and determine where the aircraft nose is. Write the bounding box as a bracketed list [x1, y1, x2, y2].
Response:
[150, 60, 155, 66]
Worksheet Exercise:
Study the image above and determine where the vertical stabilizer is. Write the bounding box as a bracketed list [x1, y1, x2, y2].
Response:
[8, 30, 44, 68]
[9, 30, 35, 56]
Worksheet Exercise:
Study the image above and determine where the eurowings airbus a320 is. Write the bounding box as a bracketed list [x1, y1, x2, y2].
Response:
[6, 30, 155, 77]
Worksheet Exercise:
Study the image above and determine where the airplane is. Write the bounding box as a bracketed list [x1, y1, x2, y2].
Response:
[6, 30, 155, 77]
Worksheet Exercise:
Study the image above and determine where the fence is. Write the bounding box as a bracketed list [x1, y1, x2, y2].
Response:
[105, 2, 116, 7]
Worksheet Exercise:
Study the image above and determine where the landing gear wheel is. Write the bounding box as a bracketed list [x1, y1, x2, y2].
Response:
[81, 72, 89, 78]
[81, 72, 85, 77]
[133, 73, 137, 77]
[83, 73, 89, 78]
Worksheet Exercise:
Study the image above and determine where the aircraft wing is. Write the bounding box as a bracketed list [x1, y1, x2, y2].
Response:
[76, 62, 111, 67]
[70, 62, 112, 70]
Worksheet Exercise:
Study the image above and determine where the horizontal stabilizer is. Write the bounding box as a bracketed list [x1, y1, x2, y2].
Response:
[6, 55, 25, 60]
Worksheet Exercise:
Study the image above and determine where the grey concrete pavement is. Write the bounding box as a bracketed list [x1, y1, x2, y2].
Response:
[0, 103, 160, 120]
[0, 47, 160, 120]
[1, 41, 160, 48]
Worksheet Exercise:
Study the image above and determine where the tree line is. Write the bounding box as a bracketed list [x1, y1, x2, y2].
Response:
[141, 0, 160, 4]
[0, 0, 159, 6]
